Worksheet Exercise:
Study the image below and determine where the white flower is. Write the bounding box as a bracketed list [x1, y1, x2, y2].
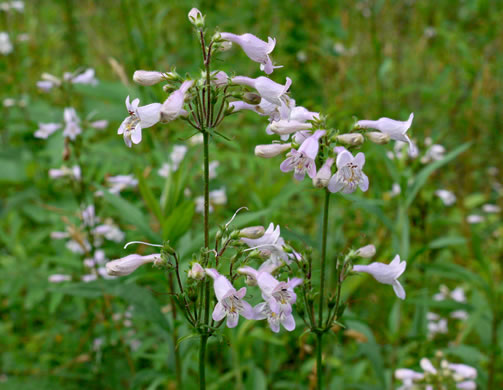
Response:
[355, 244, 376, 258]
[82, 205, 98, 227]
[482, 204, 500, 213]
[421, 144, 445, 164]
[195, 188, 227, 213]
[312, 157, 334, 188]
[158, 163, 172, 178]
[328, 150, 369, 194]
[188, 8, 204, 27]
[107, 174, 138, 194]
[49, 165, 81, 181]
[357, 113, 416, 154]
[366, 131, 391, 144]
[133, 70, 165, 86]
[188, 262, 205, 280]
[269, 119, 312, 135]
[34, 122, 61, 139]
[254, 301, 296, 333]
[420, 358, 437, 374]
[353, 254, 407, 299]
[160, 80, 193, 122]
[0, 32, 13, 55]
[93, 222, 125, 243]
[449, 363, 477, 380]
[255, 143, 292, 158]
[208, 161, 219, 179]
[69, 68, 98, 85]
[336, 133, 364, 146]
[82, 274, 98, 283]
[256, 271, 302, 315]
[205, 268, 254, 328]
[90, 120, 108, 129]
[63, 107, 82, 140]
[118, 96, 161, 147]
[48, 274, 71, 283]
[106, 253, 161, 276]
[467, 214, 484, 224]
[170, 145, 187, 171]
[390, 183, 401, 198]
[280, 130, 325, 181]
[220, 32, 280, 74]
[232, 76, 291, 106]
[435, 189, 456, 206]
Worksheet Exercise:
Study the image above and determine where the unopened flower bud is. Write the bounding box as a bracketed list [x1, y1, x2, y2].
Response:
[106, 254, 160, 276]
[336, 133, 364, 146]
[366, 131, 390, 144]
[239, 226, 265, 239]
[188, 262, 205, 280]
[217, 41, 233, 51]
[242, 92, 261, 105]
[247, 249, 262, 259]
[313, 157, 334, 188]
[355, 244, 376, 258]
[188, 8, 204, 28]
[133, 70, 165, 86]
[230, 230, 241, 239]
[255, 143, 292, 158]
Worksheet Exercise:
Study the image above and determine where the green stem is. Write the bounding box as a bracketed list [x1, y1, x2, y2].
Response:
[199, 334, 208, 390]
[316, 332, 323, 390]
[318, 189, 330, 327]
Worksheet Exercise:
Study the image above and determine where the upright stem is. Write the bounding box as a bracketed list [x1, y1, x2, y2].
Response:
[168, 273, 182, 388]
[318, 189, 331, 326]
[316, 189, 330, 390]
[200, 334, 208, 390]
[316, 332, 323, 390]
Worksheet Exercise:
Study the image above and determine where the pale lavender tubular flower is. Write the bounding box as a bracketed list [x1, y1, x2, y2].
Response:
[212, 70, 228, 87]
[36, 80, 55, 92]
[107, 174, 138, 194]
[205, 268, 254, 328]
[395, 368, 424, 388]
[118, 96, 161, 147]
[327, 150, 369, 194]
[356, 113, 416, 154]
[49, 165, 81, 181]
[456, 381, 476, 389]
[229, 100, 258, 114]
[435, 189, 456, 206]
[106, 253, 161, 276]
[269, 119, 312, 136]
[280, 130, 325, 181]
[449, 364, 477, 380]
[48, 274, 72, 283]
[160, 80, 194, 122]
[63, 107, 82, 140]
[220, 32, 280, 74]
[256, 271, 302, 315]
[231, 76, 291, 106]
[70, 68, 98, 85]
[255, 143, 291, 158]
[93, 222, 125, 243]
[254, 301, 295, 333]
[290, 106, 320, 122]
[34, 122, 61, 139]
[353, 254, 407, 299]
[293, 130, 313, 145]
[313, 157, 334, 188]
[188, 262, 205, 280]
[90, 119, 108, 129]
[133, 70, 165, 86]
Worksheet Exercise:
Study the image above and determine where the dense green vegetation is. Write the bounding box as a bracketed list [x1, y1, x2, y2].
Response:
[1, 0, 502, 389]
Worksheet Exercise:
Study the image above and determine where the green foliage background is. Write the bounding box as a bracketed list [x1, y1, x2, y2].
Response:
[1, 0, 502, 389]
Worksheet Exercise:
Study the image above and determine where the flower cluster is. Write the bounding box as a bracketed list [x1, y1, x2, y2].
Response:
[396, 355, 477, 389]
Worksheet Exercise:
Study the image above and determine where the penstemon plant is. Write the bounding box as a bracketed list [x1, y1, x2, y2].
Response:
[105, 8, 416, 389]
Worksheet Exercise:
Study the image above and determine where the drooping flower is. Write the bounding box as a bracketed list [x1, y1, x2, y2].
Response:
[355, 244, 376, 258]
[205, 268, 254, 328]
[280, 130, 325, 181]
[118, 96, 161, 147]
[353, 254, 407, 299]
[231, 76, 291, 106]
[106, 253, 161, 276]
[356, 113, 416, 154]
[63, 107, 82, 140]
[220, 32, 280, 74]
[133, 70, 165, 86]
[312, 157, 334, 188]
[67, 68, 98, 85]
[327, 150, 369, 194]
[160, 80, 193, 122]
[107, 174, 138, 194]
[34, 122, 61, 139]
[93, 221, 125, 243]
[241, 222, 292, 267]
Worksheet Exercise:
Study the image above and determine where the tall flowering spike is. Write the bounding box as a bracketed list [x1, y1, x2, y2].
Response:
[105, 253, 161, 276]
[232, 76, 291, 106]
[356, 113, 416, 153]
[205, 268, 254, 328]
[220, 32, 280, 74]
[327, 150, 369, 194]
[118, 96, 161, 147]
[353, 254, 407, 299]
[280, 130, 325, 181]
[160, 80, 194, 122]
